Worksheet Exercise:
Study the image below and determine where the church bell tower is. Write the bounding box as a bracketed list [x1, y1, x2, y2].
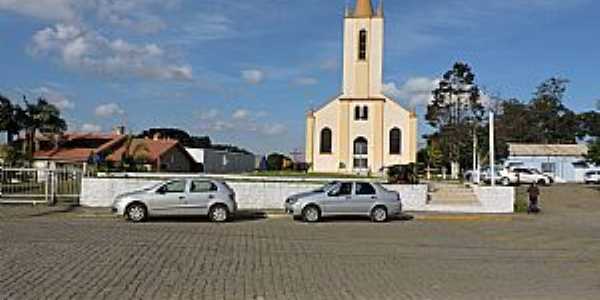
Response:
[342, 0, 384, 99]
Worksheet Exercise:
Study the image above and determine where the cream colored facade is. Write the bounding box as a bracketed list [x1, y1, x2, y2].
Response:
[305, 0, 418, 174]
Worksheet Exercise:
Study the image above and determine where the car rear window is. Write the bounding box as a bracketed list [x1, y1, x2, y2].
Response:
[356, 183, 376, 195]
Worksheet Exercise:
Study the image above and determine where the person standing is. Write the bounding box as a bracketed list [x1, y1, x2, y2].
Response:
[527, 182, 541, 214]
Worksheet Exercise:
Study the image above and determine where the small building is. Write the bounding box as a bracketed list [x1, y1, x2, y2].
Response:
[186, 148, 255, 174]
[107, 139, 196, 173]
[506, 143, 597, 183]
[32, 132, 127, 170]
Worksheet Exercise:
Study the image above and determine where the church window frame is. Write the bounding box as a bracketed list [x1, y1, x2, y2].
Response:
[389, 127, 402, 155]
[353, 137, 369, 170]
[358, 29, 368, 61]
[320, 127, 333, 154]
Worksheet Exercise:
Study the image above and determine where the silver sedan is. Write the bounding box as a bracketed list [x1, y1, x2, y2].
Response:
[112, 178, 237, 223]
[285, 181, 402, 223]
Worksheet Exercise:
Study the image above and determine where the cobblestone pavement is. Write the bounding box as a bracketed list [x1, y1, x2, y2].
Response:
[1, 184, 599, 299]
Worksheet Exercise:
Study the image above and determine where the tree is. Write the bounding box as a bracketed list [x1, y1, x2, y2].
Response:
[417, 142, 443, 179]
[588, 139, 600, 165]
[528, 78, 578, 144]
[577, 111, 600, 139]
[119, 136, 150, 172]
[426, 62, 485, 176]
[0, 95, 21, 144]
[266, 153, 291, 171]
[20, 98, 67, 159]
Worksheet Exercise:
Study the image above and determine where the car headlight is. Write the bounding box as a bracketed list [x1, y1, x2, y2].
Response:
[286, 197, 298, 205]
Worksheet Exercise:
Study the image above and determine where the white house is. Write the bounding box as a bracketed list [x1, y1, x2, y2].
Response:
[506, 143, 598, 183]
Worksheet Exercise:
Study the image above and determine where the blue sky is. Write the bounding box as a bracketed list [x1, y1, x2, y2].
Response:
[1, 0, 599, 154]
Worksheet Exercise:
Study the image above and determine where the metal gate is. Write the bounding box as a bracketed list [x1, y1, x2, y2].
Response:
[0, 168, 82, 205]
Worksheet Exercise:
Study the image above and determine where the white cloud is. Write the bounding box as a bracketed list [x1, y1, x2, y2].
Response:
[261, 123, 287, 136]
[383, 77, 440, 108]
[30, 24, 193, 81]
[92, 0, 178, 34]
[232, 109, 250, 120]
[80, 123, 102, 132]
[31, 86, 75, 110]
[198, 108, 287, 137]
[0, 0, 76, 21]
[293, 77, 318, 86]
[241, 69, 264, 84]
[95, 103, 124, 118]
[180, 13, 237, 41]
[199, 108, 219, 120]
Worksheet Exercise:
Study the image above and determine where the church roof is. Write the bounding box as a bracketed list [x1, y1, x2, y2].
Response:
[354, 0, 374, 18]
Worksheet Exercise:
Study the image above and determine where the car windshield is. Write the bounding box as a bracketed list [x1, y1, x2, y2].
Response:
[530, 169, 543, 174]
[313, 182, 339, 193]
[144, 182, 164, 191]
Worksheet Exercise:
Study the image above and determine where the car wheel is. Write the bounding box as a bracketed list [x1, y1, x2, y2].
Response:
[371, 206, 388, 223]
[501, 177, 511, 186]
[302, 205, 321, 223]
[209, 204, 230, 223]
[126, 203, 147, 223]
[537, 179, 547, 186]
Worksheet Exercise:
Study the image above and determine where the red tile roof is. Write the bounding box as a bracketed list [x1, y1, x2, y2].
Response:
[33, 132, 126, 162]
[34, 148, 95, 163]
[106, 139, 180, 163]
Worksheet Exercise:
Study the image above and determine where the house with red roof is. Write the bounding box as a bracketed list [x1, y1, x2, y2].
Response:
[32, 132, 127, 170]
[32, 130, 197, 172]
[105, 137, 197, 172]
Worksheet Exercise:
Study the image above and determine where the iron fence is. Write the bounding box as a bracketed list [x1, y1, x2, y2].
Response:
[0, 168, 82, 205]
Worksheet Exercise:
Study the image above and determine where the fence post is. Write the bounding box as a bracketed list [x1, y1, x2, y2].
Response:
[49, 170, 56, 206]
[45, 170, 50, 204]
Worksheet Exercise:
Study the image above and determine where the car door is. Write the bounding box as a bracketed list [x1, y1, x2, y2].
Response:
[352, 182, 378, 215]
[183, 180, 218, 215]
[149, 179, 187, 215]
[321, 182, 353, 215]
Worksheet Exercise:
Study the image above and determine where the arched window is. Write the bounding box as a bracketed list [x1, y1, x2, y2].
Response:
[358, 29, 367, 60]
[320, 128, 332, 154]
[354, 106, 361, 120]
[353, 137, 368, 169]
[362, 106, 369, 120]
[389, 128, 402, 155]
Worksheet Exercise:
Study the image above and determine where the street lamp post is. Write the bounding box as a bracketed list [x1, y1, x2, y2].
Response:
[489, 112, 496, 186]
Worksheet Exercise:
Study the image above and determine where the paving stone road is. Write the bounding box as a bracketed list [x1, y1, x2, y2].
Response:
[1, 184, 599, 299]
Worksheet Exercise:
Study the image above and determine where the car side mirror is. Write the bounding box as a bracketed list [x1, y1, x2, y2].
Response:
[156, 188, 166, 195]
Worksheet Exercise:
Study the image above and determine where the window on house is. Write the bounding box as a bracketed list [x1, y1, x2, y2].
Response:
[389, 128, 402, 154]
[358, 30, 367, 60]
[541, 163, 556, 173]
[362, 106, 369, 120]
[320, 128, 332, 154]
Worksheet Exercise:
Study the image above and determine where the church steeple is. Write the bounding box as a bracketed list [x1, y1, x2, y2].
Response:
[353, 0, 374, 18]
[376, 0, 384, 17]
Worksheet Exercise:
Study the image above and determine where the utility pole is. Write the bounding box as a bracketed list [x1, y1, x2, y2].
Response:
[489, 112, 496, 186]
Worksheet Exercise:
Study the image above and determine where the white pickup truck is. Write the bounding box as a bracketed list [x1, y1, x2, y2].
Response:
[499, 168, 554, 186]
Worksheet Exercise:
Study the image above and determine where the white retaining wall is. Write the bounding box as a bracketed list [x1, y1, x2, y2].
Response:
[80, 178, 513, 213]
[80, 177, 428, 210]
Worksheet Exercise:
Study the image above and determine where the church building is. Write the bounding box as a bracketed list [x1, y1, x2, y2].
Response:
[305, 0, 418, 174]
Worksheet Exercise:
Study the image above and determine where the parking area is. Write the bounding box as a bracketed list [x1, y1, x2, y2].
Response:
[1, 184, 599, 299]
